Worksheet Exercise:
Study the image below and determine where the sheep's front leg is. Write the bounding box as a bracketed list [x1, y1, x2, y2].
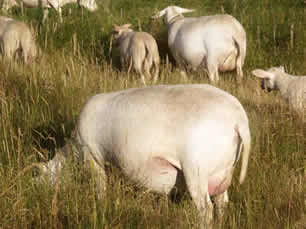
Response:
[40, 153, 66, 184]
[83, 148, 107, 200]
[236, 55, 244, 81]
[85, 158, 107, 200]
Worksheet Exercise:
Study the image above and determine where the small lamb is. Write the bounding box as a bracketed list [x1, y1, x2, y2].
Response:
[0, 17, 37, 64]
[112, 24, 160, 86]
[252, 66, 306, 113]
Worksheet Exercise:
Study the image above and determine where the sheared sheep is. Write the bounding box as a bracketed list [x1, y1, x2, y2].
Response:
[0, 17, 37, 63]
[40, 84, 251, 228]
[252, 66, 306, 113]
[112, 24, 160, 86]
[3, 0, 98, 22]
[152, 6, 246, 82]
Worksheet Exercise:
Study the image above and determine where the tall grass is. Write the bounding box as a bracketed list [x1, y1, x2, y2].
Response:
[0, 0, 305, 228]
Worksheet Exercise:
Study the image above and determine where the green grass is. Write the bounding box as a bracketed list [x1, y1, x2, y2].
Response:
[0, 0, 305, 228]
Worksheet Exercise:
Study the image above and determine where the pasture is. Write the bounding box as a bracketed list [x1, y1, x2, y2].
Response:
[0, 0, 305, 228]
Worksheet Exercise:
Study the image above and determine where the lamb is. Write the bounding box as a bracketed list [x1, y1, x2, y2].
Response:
[152, 6, 246, 82]
[0, 17, 37, 64]
[3, 0, 98, 22]
[39, 84, 251, 228]
[252, 66, 306, 113]
[112, 24, 160, 86]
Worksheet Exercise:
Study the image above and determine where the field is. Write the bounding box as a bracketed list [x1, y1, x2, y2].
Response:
[0, 0, 305, 228]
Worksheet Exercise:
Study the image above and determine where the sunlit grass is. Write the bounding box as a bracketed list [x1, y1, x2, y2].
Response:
[0, 0, 305, 228]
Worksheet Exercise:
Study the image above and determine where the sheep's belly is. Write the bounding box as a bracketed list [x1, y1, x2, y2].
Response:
[130, 157, 179, 194]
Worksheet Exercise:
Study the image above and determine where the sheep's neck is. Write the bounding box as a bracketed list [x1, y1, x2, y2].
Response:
[167, 14, 184, 26]
[117, 31, 133, 43]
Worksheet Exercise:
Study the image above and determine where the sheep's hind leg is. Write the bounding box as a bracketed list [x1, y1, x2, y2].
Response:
[43, 9, 49, 23]
[134, 59, 147, 86]
[207, 58, 219, 82]
[143, 59, 152, 83]
[182, 162, 213, 228]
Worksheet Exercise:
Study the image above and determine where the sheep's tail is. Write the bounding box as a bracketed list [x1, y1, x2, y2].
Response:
[235, 123, 251, 184]
[143, 42, 153, 68]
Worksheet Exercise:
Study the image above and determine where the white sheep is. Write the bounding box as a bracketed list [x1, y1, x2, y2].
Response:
[3, 0, 98, 22]
[252, 66, 306, 113]
[40, 84, 251, 228]
[152, 6, 246, 82]
[0, 17, 37, 63]
[112, 24, 160, 86]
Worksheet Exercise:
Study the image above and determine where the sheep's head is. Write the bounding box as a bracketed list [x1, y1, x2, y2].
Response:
[152, 6, 195, 24]
[252, 66, 285, 92]
[111, 24, 133, 42]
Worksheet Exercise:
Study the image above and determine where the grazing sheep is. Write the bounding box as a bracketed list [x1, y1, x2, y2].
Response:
[112, 24, 160, 86]
[252, 66, 306, 113]
[3, 0, 98, 22]
[0, 17, 37, 63]
[40, 84, 251, 228]
[152, 6, 246, 82]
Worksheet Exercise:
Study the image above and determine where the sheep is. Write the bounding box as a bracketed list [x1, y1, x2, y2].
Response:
[152, 6, 246, 82]
[39, 84, 251, 228]
[0, 17, 37, 64]
[112, 24, 160, 86]
[252, 66, 306, 113]
[3, 0, 98, 22]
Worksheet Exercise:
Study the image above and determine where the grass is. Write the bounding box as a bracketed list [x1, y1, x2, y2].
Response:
[0, 0, 305, 228]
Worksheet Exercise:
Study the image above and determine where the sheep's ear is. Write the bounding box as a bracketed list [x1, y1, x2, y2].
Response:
[252, 69, 275, 79]
[279, 66, 285, 72]
[177, 7, 195, 14]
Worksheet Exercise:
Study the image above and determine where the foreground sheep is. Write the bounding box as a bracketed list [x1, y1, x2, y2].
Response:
[252, 66, 306, 113]
[41, 84, 251, 228]
[112, 24, 160, 85]
[152, 6, 246, 82]
[3, 0, 98, 22]
[0, 17, 37, 63]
